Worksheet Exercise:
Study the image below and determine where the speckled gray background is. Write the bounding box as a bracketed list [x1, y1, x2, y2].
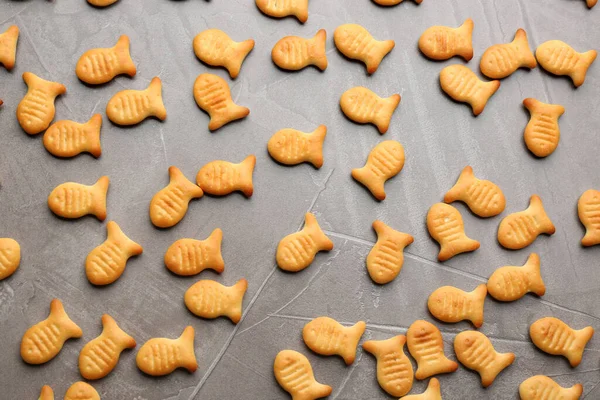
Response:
[0, 0, 599, 399]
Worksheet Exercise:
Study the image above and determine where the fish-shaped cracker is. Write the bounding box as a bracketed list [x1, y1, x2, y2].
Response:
[440, 65, 500, 116]
[48, 176, 110, 221]
[136, 326, 197, 376]
[255, 0, 309, 23]
[363, 335, 414, 397]
[64, 382, 100, 400]
[184, 278, 247, 323]
[0, 25, 19, 70]
[150, 166, 203, 228]
[165, 229, 225, 276]
[352, 141, 405, 201]
[428, 284, 487, 327]
[444, 166, 505, 217]
[76, 35, 136, 85]
[366, 220, 413, 284]
[334, 24, 394, 74]
[193, 29, 254, 79]
[196, 155, 256, 197]
[406, 320, 458, 380]
[106, 77, 166, 125]
[17, 72, 66, 135]
[519, 375, 583, 400]
[480, 29, 537, 79]
[43, 114, 102, 158]
[497, 195, 555, 250]
[529, 317, 594, 367]
[340, 86, 401, 134]
[399, 378, 442, 400]
[487, 253, 545, 302]
[578, 189, 600, 247]
[523, 98, 565, 158]
[272, 29, 327, 71]
[536, 40, 597, 87]
[267, 125, 327, 168]
[302, 316, 366, 365]
[427, 203, 480, 261]
[193, 73, 250, 131]
[273, 350, 332, 400]
[419, 19, 473, 61]
[0, 238, 20, 281]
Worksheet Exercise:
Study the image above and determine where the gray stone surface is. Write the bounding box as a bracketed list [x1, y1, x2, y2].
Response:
[0, 0, 599, 398]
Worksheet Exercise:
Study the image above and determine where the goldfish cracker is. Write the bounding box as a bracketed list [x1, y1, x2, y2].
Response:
[136, 326, 197, 376]
[302, 317, 366, 365]
[444, 166, 506, 217]
[497, 195, 555, 250]
[87, 0, 119, 6]
[373, 0, 423, 5]
[440, 65, 500, 116]
[193, 73, 250, 131]
[454, 331, 515, 387]
[255, 0, 309, 23]
[480, 29, 537, 79]
[529, 317, 594, 367]
[21, 299, 83, 364]
[427, 203, 480, 261]
[363, 335, 414, 397]
[587, 0, 598, 8]
[38, 385, 54, 400]
[272, 29, 327, 71]
[352, 141, 405, 201]
[0, 238, 20, 281]
[536, 40, 597, 87]
[366, 220, 413, 284]
[0, 25, 19, 70]
[334, 24, 394, 74]
[523, 98, 565, 158]
[17, 72, 66, 135]
[578, 189, 600, 246]
[427, 284, 487, 327]
[193, 29, 254, 79]
[184, 279, 247, 323]
[48, 176, 110, 221]
[399, 378, 442, 400]
[165, 229, 225, 276]
[340, 87, 401, 134]
[43, 114, 102, 158]
[274, 350, 332, 400]
[106, 77, 166, 125]
[76, 35, 136, 85]
[196, 155, 256, 197]
[277, 213, 333, 272]
[519, 375, 583, 400]
[79, 314, 136, 380]
[487, 253, 545, 302]
[419, 19, 473, 61]
[406, 320, 458, 380]
[268, 125, 327, 168]
[64, 382, 100, 400]
[150, 166, 204, 228]
[85, 221, 143, 286]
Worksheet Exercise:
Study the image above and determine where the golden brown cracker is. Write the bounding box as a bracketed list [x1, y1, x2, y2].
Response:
[136, 326, 197, 376]
[419, 19, 473, 61]
[340, 86, 400, 133]
[165, 229, 225, 276]
[487, 253, 545, 302]
[268, 125, 327, 168]
[274, 350, 332, 400]
[255, 0, 309, 23]
[43, 114, 102, 158]
[38, 385, 54, 400]
[407, 320, 458, 380]
[373, 0, 423, 5]
[536, 40, 597, 87]
[193, 73, 249, 131]
[366, 220, 413, 284]
[578, 189, 600, 246]
[444, 166, 506, 217]
[64, 382, 100, 400]
[0, 25, 19, 70]
[399, 378, 442, 400]
[428, 284, 486, 327]
[427, 203, 480, 261]
[363, 335, 414, 397]
[196, 155, 255, 197]
[106, 77, 166, 125]
[48, 176, 110, 221]
[193, 29, 254, 79]
[272, 29, 327, 71]
[0, 238, 20, 281]
[480, 29, 536, 79]
[88, 0, 119, 6]
[519, 375, 583, 400]
[440, 65, 500, 115]
[185, 278, 247, 323]
[303, 317, 366, 365]
[76, 35, 136, 84]
[497, 195, 555, 250]
[523, 98, 565, 158]
[352, 141, 405, 201]
[530, 317, 594, 367]
[334, 24, 394, 74]
[17, 72, 66, 135]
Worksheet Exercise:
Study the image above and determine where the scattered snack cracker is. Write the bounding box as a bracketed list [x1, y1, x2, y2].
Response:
[272, 29, 327, 71]
[523, 98, 565, 158]
[64, 382, 100, 400]
[196, 155, 256, 197]
[76, 35, 136, 85]
[106, 77, 166, 125]
[428, 284, 486, 327]
[185, 279, 247, 323]
[193, 73, 250, 131]
[0, 25, 19, 70]
[497, 195, 555, 250]
[21, 299, 82, 364]
[536, 40, 597, 87]
[334, 24, 394, 74]
[454, 330, 515, 387]
[578, 189, 600, 246]
[480, 29, 537, 79]
[17, 72, 66, 135]
[274, 350, 332, 400]
[193, 29, 254, 79]
[0, 238, 20, 281]
[88, 0, 119, 6]
[48, 176, 110, 221]
[150, 166, 203, 228]
[302, 316, 366, 365]
[400, 378, 442, 400]
[165, 229, 225, 276]
[439, 65, 500, 116]
[38, 385, 54, 400]
[407, 320, 458, 380]
[529, 317, 594, 367]
[255, 0, 309, 23]
[363, 335, 414, 397]
[519, 375, 583, 400]
[426, 203, 480, 261]
[79, 314, 136, 380]
[487, 253, 545, 302]
[268, 125, 327, 168]
[43, 114, 102, 158]
[136, 326, 197, 376]
[373, 0, 423, 6]
[276, 212, 333, 272]
[587, 0, 598, 8]
[418, 19, 473, 61]
[366, 220, 413, 284]
[85, 221, 143, 286]
[352, 140, 405, 200]
[340, 86, 400, 134]
[444, 166, 506, 218]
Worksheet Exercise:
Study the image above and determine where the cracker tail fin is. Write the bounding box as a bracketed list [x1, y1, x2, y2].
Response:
[513, 29, 537, 69]
[3, 25, 19, 70]
[92, 176, 110, 221]
[352, 167, 385, 200]
[480, 352, 514, 387]
[309, 29, 328, 71]
[294, 0, 309, 23]
[341, 321, 366, 365]
[473, 80, 500, 116]
[304, 212, 334, 251]
[148, 77, 167, 120]
[227, 279, 248, 324]
[308, 125, 327, 168]
[38, 385, 54, 400]
[238, 155, 256, 197]
[572, 50, 597, 87]
[86, 114, 103, 158]
[178, 326, 198, 373]
[115, 35, 137, 77]
[169, 166, 204, 199]
[438, 236, 480, 262]
[101, 314, 136, 349]
[523, 253, 546, 296]
[207, 228, 225, 273]
[566, 326, 594, 367]
[529, 195, 556, 235]
[373, 94, 400, 134]
[566, 383, 584, 398]
[227, 39, 254, 79]
[469, 284, 487, 328]
[50, 299, 83, 338]
[209, 103, 249, 131]
[106, 221, 143, 256]
[458, 18, 474, 61]
[444, 166, 475, 203]
[366, 39, 395, 74]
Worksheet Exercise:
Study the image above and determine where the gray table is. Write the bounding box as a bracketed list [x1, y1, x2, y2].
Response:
[1, 0, 599, 399]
